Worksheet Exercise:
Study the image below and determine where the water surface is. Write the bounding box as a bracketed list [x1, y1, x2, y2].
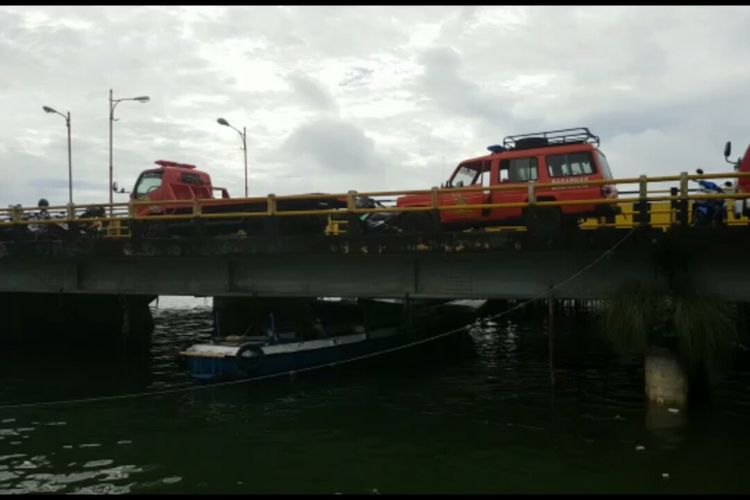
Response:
[0, 302, 749, 494]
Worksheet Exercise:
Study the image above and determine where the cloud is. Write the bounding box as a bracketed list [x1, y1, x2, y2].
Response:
[339, 67, 374, 88]
[1, 5, 750, 208]
[287, 72, 339, 112]
[281, 118, 378, 173]
[415, 47, 490, 119]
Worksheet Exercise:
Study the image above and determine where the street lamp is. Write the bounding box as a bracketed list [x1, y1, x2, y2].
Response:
[109, 89, 149, 216]
[217, 117, 248, 198]
[42, 105, 73, 206]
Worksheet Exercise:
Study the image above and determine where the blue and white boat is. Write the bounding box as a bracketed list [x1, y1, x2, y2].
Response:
[179, 325, 414, 382]
[178, 299, 483, 382]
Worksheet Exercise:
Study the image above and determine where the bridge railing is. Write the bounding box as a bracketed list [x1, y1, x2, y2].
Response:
[1, 171, 750, 236]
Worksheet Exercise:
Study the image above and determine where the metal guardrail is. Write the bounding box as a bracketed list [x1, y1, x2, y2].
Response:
[1, 171, 748, 235]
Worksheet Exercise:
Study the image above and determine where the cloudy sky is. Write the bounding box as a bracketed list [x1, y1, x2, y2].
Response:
[2, 5, 750, 207]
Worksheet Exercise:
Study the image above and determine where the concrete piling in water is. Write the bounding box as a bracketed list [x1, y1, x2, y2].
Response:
[644, 346, 687, 407]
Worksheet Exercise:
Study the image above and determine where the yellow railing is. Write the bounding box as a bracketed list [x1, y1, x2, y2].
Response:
[1, 170, 748, 236]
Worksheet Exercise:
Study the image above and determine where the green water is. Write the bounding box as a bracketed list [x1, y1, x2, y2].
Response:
[0, 304, 749, 494]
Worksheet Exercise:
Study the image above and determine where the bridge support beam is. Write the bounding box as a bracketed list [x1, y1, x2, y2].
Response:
[0, 292, 155, 347]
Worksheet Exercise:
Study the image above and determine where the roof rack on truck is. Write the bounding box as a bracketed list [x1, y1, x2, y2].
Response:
[502, 127, 600, 150]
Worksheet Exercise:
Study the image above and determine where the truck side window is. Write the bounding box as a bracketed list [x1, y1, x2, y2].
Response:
[181, 173, 203, 185]
[499, 158, 538, 183]
[476, 160, 491, 187]
[499, 167, 509, 183]
[546, 152, 596, 177]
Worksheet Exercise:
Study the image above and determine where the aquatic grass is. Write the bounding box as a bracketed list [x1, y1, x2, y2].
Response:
[602, 283, 655, 353]
[602, 283, 739, 376]
[672, 295, 737, 371]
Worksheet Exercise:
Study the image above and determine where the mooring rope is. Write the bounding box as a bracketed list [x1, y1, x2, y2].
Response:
[0, 228, 638, 410]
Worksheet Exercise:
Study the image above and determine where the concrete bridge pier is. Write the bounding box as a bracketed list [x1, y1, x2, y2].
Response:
[0, 292, 155, 348]
[118, 294, 156, 348]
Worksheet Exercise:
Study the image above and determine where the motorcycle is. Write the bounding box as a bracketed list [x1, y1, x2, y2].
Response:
[355, 196, 401, 233]
[690, 169, 726, 226]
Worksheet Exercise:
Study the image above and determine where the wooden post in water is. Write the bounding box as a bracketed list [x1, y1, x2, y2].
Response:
[548, 285, 555, 387]
[404, 292, 414, 335]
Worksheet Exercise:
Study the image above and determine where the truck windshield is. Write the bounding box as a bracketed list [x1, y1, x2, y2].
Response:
[597, 150, 613, 178]
[134, 171, 163, 198]
[451, 163, 481, 187]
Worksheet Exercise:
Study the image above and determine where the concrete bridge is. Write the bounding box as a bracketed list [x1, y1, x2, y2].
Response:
[0, 226, 747, 301]
[3, 208, 750, 348]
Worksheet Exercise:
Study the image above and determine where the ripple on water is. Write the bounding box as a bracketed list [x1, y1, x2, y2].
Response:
[83, 459, 114, 468]
[71, 482, 135, 494]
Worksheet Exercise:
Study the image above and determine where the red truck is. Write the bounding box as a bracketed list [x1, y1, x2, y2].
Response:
[395, 127, 619, 232]
[727, 141, 750, 218]
[128, 160, 344, 237]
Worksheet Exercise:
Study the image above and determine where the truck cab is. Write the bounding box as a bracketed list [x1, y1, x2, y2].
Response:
[131, 160, 229, 216]
[396, 127, 619, 231]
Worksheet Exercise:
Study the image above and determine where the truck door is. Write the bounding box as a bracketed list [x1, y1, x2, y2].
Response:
[541, 151, 599, 215]
[440, 160, 491, 224]
[489, 156, 539, 222]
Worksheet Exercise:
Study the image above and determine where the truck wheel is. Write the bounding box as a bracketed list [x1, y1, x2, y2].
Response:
[399, 212, 432, 234]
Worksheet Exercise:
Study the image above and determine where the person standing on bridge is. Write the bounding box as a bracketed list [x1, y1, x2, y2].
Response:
[26, 198, 53, 236]
[723, 181, 742, 219]
[37, 198, 50, 220]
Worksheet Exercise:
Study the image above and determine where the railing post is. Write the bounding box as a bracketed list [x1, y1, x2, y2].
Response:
[264, 193, 278, 238]
[527, 181, 537, 205]
[191, 198, 204, 238]
[669, 187, 679, 225]
[11, 204, 22, 223]
[430, 187, 439, 209]
[345, 190, 361, 236]
[678, 171, 689, 225]
[65, 202, 78, 237]
[125, 199, 136, 239]
[635, 175, 650, 226]
[430, 186, 441, 234]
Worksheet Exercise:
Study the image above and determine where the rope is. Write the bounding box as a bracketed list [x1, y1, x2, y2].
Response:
[0, 228, 638, 411]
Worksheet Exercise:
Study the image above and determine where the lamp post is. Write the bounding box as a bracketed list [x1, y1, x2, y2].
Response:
[217, 117, 248, 198]
[42, 105, 73, 206]
[109, 89, 149, 216]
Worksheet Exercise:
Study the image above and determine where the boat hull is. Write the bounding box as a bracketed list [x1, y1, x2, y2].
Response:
[181, 329, 414, 382]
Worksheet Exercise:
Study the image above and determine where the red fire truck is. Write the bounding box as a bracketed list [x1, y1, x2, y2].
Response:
[395, 127, 619, 232]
